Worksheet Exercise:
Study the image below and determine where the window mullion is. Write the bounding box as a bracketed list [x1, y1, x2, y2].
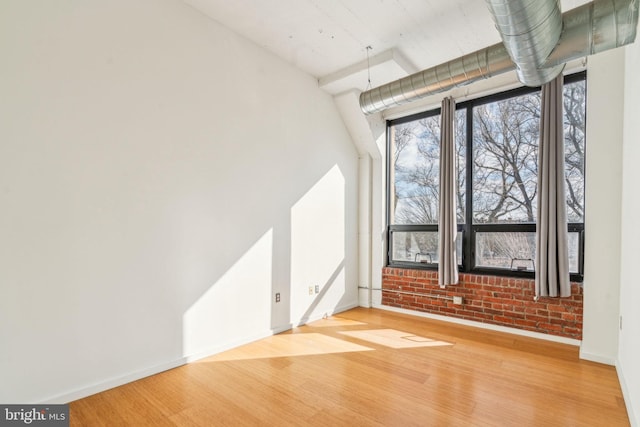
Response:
[465, 105, 474, 273]
[386, 72, 585, 281]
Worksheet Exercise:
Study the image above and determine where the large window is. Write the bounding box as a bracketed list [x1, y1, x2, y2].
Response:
[387, 72, 586, 281]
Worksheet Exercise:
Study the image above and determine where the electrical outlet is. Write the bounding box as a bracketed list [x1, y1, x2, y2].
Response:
[308, 286, 314, 295]
[453, 296, 463, 305]
[315, 285, 320, 294]
[275, 293, 280, 303]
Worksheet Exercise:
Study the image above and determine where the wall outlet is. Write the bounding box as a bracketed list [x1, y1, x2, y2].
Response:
[275, 292, 281, 303]
[453, 296, 463, 305]
[315, 285, 320, 294]
[309, 286, 314, 295]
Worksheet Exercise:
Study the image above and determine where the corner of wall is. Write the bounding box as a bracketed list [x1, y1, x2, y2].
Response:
[581, 48, 626, 363]
[616, 359, 638, 427]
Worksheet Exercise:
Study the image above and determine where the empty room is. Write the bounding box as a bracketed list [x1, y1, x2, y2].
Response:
[1, 0, 639, 425]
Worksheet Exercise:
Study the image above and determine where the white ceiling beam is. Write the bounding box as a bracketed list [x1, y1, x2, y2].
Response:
[318, 49, 418, 95]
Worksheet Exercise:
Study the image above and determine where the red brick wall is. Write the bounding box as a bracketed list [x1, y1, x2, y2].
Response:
[382, 267, 583, 340]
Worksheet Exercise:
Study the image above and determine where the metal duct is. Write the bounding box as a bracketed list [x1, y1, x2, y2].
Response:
[359, 43, 515, 115]
[485, 0, 566, 86]
[544, 0, 639, 67]
[359, 0, 639, 115]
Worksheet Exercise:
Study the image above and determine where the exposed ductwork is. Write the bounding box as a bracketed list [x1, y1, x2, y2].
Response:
[359, 43, 515, 115]
[360, 0, 639, 115]
[485, 0, 566, 86]
[545, 0, 640, 66]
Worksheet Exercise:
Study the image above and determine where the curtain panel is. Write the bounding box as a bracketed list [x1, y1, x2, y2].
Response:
[438, 97, 459, 288]
[536, 74, 571, 298]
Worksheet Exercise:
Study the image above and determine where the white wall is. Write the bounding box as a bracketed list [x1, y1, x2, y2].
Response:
[581, 49, 625, 364]
[0, 0, 359, 403]
[618, 37, 640, 426]
[332, 91, 383, 307]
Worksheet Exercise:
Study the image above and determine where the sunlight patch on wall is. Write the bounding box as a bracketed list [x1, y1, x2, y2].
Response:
[182, 229, 273, 358]
[290, 165, 346, 322]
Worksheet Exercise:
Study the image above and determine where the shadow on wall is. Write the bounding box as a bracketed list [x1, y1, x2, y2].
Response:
[182, 164, 357, 361]
[0, 0, 359, 403]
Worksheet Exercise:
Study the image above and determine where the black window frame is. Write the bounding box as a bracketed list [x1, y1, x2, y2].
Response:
[386, 71, 586, 282]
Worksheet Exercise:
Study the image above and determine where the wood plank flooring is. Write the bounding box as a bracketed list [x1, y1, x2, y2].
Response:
[70, 308, 629, 426]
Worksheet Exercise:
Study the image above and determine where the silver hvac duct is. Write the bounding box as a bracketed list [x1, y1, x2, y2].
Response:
[485, 0, 566, 86]
[545, 0, 639, 67]
[359, 0, 639, 115]
[359, 43, 515, 115]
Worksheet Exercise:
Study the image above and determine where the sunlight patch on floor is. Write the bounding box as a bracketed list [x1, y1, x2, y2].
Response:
[307, 317, 367, 327]
[203, 333, 373, 362]
[339, 329, 454, 349]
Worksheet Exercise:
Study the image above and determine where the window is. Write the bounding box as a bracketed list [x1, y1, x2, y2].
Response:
[387, 72, 586, 281]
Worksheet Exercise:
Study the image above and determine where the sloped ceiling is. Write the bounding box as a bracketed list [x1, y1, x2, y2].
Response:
[184, 0, 590, 95]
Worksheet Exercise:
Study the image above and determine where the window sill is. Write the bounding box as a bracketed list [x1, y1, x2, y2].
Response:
[386, 261, 584, 283]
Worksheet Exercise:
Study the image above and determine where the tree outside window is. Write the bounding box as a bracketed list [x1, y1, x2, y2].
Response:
[387, 73, 586, 279]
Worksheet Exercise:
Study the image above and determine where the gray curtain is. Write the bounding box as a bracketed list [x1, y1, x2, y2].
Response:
[438, 97, 459, 288]
[536, 74, 571, 298]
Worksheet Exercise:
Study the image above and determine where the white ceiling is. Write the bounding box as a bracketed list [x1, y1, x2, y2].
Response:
[183, 0, 590, 95]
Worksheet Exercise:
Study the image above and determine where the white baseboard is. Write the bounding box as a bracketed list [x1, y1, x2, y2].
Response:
[578, 349, 616, 366]
[294, 302, 360, 327]
[184, 329, 282, 364]
[41, 357, 188, 404]
[41, 302, 359, 404]
[43, 330, 286, 404]
[616, 359, 637, 427]
[374, 304, 582, 346]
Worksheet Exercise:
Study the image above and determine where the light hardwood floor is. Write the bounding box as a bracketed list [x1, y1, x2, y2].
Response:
[70, 308, 629, 426]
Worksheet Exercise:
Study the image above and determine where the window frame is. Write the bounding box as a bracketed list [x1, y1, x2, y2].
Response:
[386, 71, 586, 282]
